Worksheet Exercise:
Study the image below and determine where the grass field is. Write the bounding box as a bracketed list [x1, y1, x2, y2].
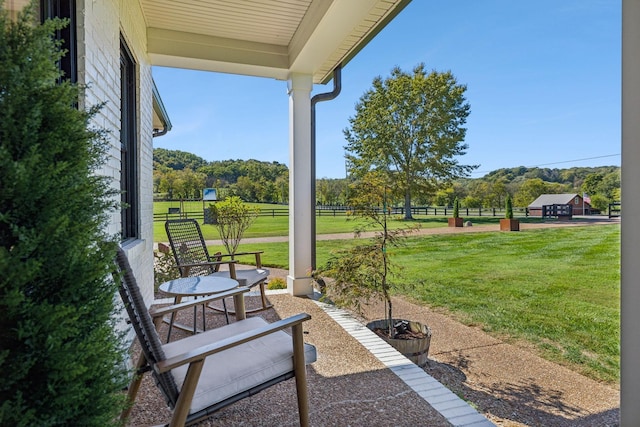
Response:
[202, 224, 621, 385]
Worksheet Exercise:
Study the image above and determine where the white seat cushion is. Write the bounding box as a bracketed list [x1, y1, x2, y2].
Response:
[211, 268, 269, 288]
[162, 317, 316, 414]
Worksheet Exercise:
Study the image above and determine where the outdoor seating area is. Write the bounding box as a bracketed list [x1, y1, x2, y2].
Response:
[115, 249, 316, 426]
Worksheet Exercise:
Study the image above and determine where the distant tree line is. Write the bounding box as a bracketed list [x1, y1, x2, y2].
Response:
[153, 148, 288, 203]
[153, 148, 620, 212]
[428, 166, 619, 212]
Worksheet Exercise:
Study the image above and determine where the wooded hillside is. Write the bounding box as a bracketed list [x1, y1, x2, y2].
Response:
[153, 148, 619, 211]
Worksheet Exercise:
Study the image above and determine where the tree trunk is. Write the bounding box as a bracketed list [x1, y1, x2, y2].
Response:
[404, 189, 413, 220]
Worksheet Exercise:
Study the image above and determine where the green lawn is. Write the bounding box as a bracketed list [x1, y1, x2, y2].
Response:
[210, 224, 620, 385]
[155, 214, 367, 241]
[153, 200, 545, 242]
[394, 225, 620, 384]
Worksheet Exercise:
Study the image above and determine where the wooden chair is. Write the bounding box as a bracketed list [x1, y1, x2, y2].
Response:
[165, 218, 272, 313]
[115, 248, 316, 427]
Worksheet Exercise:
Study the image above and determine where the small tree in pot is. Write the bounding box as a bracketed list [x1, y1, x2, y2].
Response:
[500, 194, 520, 231]
[314, 172, 431, 365]
[448, 197, 464, 227]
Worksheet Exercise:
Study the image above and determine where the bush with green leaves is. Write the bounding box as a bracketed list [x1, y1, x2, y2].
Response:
[589, 194, 610, 213]
[154, 245, 180, 293]
[209, 196, 259, 254]
[0, 4, 128, 425]
[266, 277, 287, 290]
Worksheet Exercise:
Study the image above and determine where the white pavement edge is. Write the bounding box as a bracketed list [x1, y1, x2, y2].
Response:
[308, 294, 496, 427]
[159, 289, 496, 426]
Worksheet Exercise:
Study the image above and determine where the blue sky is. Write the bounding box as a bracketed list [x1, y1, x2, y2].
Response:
[152, 0, 620, 179]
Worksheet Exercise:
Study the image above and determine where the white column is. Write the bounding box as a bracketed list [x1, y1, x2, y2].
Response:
[622, 1, 640, 424]
[286, 73, 314, 296]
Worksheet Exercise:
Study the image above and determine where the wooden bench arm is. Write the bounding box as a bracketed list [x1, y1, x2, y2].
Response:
[177, 259, 238, 269]
[177, 259, 238, 277]
[156, 313, 311, 373]
[214, 252, 264, 268]
[149, 287, 248, 319]
[215, 251, 264, 257]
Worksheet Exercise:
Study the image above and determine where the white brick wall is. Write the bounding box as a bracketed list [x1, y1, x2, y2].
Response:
[77, 0, 155, 305]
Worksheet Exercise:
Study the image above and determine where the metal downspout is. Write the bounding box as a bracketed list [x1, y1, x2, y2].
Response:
[310, 66, 342, 270]
[153, 126, 169, 138]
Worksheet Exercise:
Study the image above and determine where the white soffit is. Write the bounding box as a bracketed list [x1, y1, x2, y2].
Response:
[141, 0, 410, 83]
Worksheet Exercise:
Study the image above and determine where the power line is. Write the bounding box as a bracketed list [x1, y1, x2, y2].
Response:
[470, 154, 621, 176]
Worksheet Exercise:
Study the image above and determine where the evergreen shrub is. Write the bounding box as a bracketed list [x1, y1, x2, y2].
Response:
[505, 194, 514, 219]
[0, 3, 128, 425]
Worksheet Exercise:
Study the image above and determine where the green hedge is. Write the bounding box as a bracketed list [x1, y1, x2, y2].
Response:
[0, 4, 128, 425]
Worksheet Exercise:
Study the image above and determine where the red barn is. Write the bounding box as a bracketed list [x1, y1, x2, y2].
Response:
[528, 194, 592, 217]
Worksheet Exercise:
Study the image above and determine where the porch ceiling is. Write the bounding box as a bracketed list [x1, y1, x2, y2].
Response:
[140, 0, 410, 84]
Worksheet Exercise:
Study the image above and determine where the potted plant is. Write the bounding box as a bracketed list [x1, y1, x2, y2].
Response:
[314, 171, 431, 367]
[448, 197, 464, 227]
[500, 194, 520, 231]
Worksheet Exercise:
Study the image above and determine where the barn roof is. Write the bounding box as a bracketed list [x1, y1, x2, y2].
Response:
[528, 194, 581, 208]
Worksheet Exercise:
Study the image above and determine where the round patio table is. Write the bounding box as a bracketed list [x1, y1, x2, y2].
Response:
[159, 276, 238, 298]
[159, 276, 238, 339]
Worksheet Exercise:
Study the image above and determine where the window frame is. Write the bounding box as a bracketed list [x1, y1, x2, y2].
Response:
[120, 38, 139, 241]
[40, 0, 77, 83]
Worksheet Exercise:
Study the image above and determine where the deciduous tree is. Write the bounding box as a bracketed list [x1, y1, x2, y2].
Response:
[344, 64, 476, 219]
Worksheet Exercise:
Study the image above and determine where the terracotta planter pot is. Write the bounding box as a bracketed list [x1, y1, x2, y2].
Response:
[366, 319, 432, 367]
[500, 218, 520, 231]
[448, 217, 464, 227]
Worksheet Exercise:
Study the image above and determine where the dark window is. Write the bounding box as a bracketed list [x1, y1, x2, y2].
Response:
[40, 0, 77, 83]
[120, 39, 138, 240]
